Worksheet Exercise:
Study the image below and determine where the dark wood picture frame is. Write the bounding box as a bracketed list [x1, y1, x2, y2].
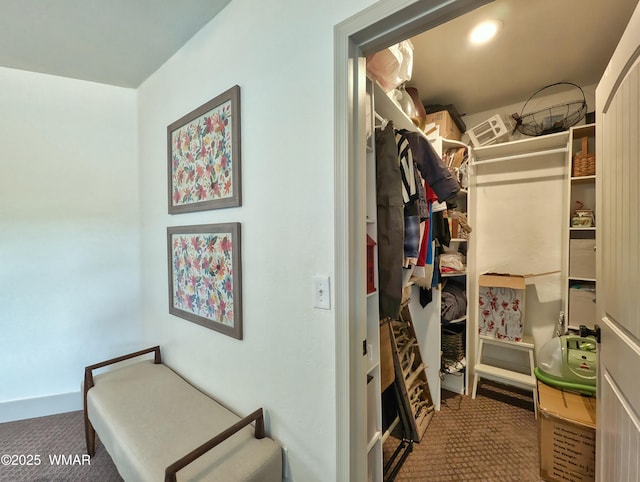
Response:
[168, 85, 241, 214]
[167, 223, 242, 339]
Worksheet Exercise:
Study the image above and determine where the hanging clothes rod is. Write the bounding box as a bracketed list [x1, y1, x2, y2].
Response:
[472, 146, 568, 166]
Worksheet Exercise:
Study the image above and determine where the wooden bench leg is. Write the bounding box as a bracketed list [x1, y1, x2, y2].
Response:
[84, 368, 96, 456]
[85, 418, 96, 457]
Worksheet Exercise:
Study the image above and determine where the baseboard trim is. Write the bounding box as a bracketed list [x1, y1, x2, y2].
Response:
[0, 391, 82, 423]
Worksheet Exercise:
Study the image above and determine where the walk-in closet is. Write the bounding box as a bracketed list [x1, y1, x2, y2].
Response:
[354, 1, 637, 480]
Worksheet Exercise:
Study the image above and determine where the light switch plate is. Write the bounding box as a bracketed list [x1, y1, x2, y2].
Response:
[313, 275, 331, 310]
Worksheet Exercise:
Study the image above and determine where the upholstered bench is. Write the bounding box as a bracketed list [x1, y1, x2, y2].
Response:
[83, 346, 282, 482]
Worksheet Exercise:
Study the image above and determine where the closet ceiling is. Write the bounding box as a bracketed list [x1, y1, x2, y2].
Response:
[408, 0, 639, 116]
[0, 0, 231, 87]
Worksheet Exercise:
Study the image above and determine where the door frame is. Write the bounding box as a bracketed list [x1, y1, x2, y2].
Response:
[333, 0, 491, 479]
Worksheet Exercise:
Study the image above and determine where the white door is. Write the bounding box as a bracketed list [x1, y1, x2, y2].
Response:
[595, 2, 640, 480]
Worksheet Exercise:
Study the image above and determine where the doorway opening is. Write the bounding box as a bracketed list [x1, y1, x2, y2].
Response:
[334, 1, 490, 480]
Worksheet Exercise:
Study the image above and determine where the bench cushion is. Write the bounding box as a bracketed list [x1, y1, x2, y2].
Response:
[87, 360, 281, 482]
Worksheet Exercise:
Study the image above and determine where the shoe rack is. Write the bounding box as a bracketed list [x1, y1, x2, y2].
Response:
[389, 303, 435, 442]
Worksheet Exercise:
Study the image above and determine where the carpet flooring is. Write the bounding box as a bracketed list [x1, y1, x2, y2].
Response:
[384, 380, 543, 481]
[0, 410, 122, 482]
[1, 381, 541, 481]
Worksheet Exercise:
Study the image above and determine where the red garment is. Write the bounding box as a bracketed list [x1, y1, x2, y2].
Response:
[417, 181, 437, 266]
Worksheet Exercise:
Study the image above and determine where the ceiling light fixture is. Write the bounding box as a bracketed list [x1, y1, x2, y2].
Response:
[469, 20, 501, 45]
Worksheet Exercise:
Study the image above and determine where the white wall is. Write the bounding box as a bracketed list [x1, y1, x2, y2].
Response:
[462, 86, 595, 366]
[0, 67, 141, 421]
[136, 1, 376, 481]
[471, 154, 565, 362]
[462, 83, 596, 143]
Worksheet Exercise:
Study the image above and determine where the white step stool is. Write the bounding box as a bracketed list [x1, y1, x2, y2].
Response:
[472, 334, 537, 418]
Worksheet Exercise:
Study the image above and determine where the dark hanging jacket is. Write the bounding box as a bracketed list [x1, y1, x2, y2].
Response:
[398, 129, 460, 203]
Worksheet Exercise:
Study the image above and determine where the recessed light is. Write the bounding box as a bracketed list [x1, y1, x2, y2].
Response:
[469, 20, 501, 45]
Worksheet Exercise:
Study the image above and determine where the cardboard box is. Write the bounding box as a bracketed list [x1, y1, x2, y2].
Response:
[537, 382, 596, 482]
[478, 272, 558, 342]
[425, 110, 462, 141]
[569, 239, 596, 279]
[569, 287, 596, 326]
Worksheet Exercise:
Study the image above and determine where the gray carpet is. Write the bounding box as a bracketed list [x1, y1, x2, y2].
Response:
[384, 380, 544, 481]
[0, 410, 122, 482]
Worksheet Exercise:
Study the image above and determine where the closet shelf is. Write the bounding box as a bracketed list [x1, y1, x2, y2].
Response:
[473, 146, 567, 166]
[473, 130, 570, 165]
[373, 82, 431, 142]
[571, 175, 596, 182]
[568, 276, 597, 282]
[444, 315, 467, 324]
[366, 361, 380, 376]
[443, 138, 468, 149]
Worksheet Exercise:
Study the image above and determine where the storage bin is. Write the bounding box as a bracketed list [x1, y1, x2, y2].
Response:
[572, 136, 596, 177]
[441, 324, 465, 363]
[569, 239, 596, 279]
[569, 287, 596, 326]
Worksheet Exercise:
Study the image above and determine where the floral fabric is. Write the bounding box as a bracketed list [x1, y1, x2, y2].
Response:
[171, 232, 235, 327]
[478, 286, 523, 341]
[171, 100, 233, 206]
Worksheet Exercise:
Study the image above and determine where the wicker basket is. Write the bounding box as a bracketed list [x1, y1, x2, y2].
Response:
[442, 325, 465, 363]
[572, 136, 595, 177]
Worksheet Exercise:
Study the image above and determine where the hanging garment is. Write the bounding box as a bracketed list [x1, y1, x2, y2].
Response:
[398, 129, 460, 202]
[375, 122, 404, 320]
[415, 167, 429, 222]
[403, 213, 420, 266]
[396, 133, 418, 205]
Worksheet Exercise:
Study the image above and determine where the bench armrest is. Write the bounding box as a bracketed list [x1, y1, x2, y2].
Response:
[83, 346, 162, 456]
[84, 345, 162, 393]
[164, 408, 266, 482]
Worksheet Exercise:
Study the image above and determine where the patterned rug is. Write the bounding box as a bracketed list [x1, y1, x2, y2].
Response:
[384, 381, 544, 481]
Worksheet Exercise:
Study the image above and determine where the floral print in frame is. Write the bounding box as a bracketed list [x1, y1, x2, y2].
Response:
[167, 223, 242, 339]
[168, 85, 241, 213]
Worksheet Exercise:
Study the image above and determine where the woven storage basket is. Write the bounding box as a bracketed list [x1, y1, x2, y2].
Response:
[572, 136, 595, 176]
[441, 325, 465, 363]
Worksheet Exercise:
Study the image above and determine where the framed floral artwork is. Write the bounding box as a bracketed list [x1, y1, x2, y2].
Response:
[167, 223, 242, 339]
[168, 85, 241, 214]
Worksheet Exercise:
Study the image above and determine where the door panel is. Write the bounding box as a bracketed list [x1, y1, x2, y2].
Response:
[596, 3, 640, 480]
[599, 370, 640, 480]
